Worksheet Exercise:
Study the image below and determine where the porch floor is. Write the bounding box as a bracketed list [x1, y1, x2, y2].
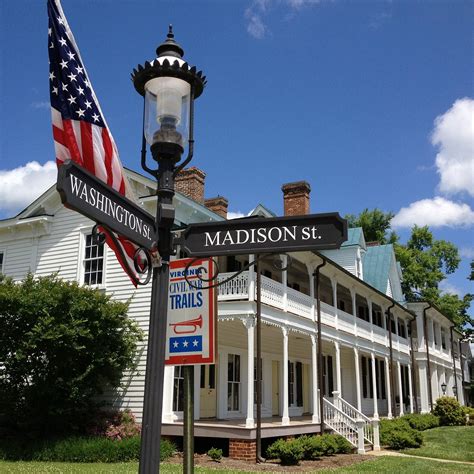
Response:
[162, 415, 322, 440]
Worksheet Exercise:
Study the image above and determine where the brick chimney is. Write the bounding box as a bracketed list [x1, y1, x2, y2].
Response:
[175, 167, 206, 203]
[282, 181, 311, 216]
[205, 196, 228, 219]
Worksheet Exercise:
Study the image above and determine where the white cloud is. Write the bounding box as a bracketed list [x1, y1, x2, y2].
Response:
[432, 97, 474, 197]
[0, 161, 57, 213]
[244, 0, 324, 39]
[245, 8, 267, 39]
[392, 196, 474, 228]
[439, 280, 462, 297]
[460, 247, 474, 259]
[227, 211, 247, 220]
[31, 101, 50, 110]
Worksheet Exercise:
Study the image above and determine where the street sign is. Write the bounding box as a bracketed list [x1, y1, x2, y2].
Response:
[57, 160, 157, 250]
[165, 258, 216, 365]
[179, 212, 348, 257]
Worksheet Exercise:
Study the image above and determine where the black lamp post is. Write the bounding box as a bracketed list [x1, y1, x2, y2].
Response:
[452, 385, 457, 397]
[441, 382, 447, 395]
[132, 26, 206, 474]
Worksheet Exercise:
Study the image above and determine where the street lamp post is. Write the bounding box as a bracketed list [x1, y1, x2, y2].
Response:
[132, 26, 206, 474]
[441, 382, 447, 395]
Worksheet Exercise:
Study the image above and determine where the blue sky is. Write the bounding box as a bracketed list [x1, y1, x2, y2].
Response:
[0, 0, 473, 304]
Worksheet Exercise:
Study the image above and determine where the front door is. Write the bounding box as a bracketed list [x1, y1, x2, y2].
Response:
[200, 364, 217, 418]
[272, 360, 280, 416]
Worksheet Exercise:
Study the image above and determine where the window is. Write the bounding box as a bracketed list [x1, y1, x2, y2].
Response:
[338, 300, 346, 312]
[361, 356, 374, 399]
[83, 233, 104, 285]
[322, 356, 334, 396]
[0, 251, 4, 274]
[227, 354, 240, 411]
[372, 305, 383, 327]
[254, 357, 262, 404]
[441, 330, 447, 350]
[173, 366, 184, 412]
[398, 320, 406, 339]
[287, 361, 303, 407]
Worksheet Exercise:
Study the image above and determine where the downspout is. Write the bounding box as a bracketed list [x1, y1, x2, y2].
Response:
[409, 317, 419, 413]
[459, 339, 466, 403]
[450, 326, 459, 401]
[423, 304, 434, 411]
[314, 257, 327, 434]
[386, 302, 396, 417]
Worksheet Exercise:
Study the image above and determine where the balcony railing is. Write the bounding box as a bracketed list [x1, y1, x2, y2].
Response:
[217, 271, 409, 350]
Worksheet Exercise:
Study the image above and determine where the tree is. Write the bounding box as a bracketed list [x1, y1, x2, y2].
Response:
[0, 273, 143, 435]
[345, 208, 398, 244]
[348, 209, 473, 331]
[470, 260, 474, 281]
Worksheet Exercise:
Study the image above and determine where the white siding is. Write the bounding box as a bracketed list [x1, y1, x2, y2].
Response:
[320, 247, 358, 275]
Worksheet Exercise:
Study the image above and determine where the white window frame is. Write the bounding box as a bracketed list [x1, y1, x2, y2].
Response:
[227, 353, 241, 412]
[0, 249, 5, 275]
[77, 227, 107, 288]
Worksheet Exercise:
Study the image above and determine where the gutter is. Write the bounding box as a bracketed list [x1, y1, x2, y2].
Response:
[314, 257, 327, 434]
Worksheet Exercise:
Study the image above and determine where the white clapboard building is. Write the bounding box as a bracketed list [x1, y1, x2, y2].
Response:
[0, 166, 468, 458]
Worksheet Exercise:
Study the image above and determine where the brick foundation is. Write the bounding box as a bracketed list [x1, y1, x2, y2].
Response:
[229, 439, 257, 461]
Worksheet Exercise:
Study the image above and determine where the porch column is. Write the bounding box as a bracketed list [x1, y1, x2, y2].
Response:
[331, 277, 338, 329]
[385, 356, 393, 418]
[248, 254, 255, 302]
[245, 318, 255, 428]
[408, 364, 414, 413]
[371, 353, 379, 419]
[354, 348, 362, 412]
[307, 264, 316, 322]
[282, 326, 290, 425]
[334, 341, 342, 394]
[397, 361, 404, 416]
[281, 255, 288, 312]
[194, 365, 201, 420]
[368, 298, 374, 341]
[418, 360, 430, 413]
[350, 288, 357, 332]
[311, 335, 319, 423]
[432, 363, 439, 401]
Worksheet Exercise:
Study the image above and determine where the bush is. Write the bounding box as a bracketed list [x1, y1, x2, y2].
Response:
[0, 436, 175, 463]
[207, 447, 223, 462]
[464, 406, 474, 425]
[0, 274, 143, 435]
[333, 434, 353, 454]
[87, 409, 141, 441]
[401, 413, 440, 431]
[298, 435, 324, 460]
[319, 434, 338, 455]
[433, 396, 466, 426]
[380, 418, 423, 449]
[266, 438, 304, 466]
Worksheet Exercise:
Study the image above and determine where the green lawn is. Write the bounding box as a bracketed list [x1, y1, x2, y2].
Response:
[0, 457, 473, 474]
[402, 425, 474, 463]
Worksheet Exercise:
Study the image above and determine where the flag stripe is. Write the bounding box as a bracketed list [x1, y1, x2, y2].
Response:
[102, 127, 114, 187]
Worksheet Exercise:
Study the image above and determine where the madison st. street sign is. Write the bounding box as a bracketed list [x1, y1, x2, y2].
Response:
[57, 160, 157, 250]
[179, 212, 348, 257]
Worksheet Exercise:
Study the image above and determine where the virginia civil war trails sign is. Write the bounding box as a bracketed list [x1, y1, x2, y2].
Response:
[165, 258, 216, 365]
[179, 213, 348, 257]
[57, 160, 156, 250]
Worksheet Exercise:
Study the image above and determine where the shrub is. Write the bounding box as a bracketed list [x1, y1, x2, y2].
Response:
[380, 418, 423, 449]
[207, 447, 223, 462]
[87, 409, 141, 441]
[433, 396, 466, 426]
[0, 274, 143, 435]
[401, 413, 440, 431]
[333, 434, 353, 454]
[298, 435, 324, 460]
[464, 406, 474, 425]
[0, 436, 175, 463]
[320, 434, 338, 455]
[266, 438, 304, 466]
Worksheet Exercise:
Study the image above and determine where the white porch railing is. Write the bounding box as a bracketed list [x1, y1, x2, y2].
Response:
[216, 270, 409, 354]
[324, 394, 380, 453]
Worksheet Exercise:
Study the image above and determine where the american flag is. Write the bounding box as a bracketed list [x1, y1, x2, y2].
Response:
[47, 0, 141, 286]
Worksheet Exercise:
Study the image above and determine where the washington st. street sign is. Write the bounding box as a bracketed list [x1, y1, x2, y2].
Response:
[57, 160, 157, 250]
[178, 212, 348, 257]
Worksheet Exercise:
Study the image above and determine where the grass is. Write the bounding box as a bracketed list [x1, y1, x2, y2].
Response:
[0, 457, 473, 473]
[402, 425, 474, 463]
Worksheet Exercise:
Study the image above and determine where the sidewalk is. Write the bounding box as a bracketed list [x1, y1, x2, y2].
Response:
[366, 449, 474, 466]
